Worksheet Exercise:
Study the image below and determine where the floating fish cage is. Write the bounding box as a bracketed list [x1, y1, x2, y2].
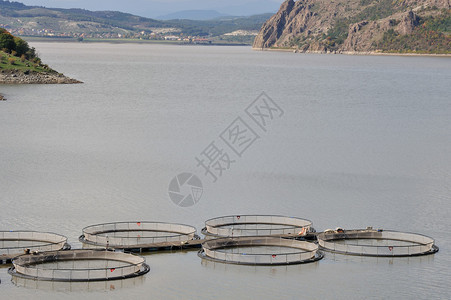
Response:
[198, 237, 322, 265]
[1, 231, 69, 263]
[79, 222, 198, 250]
[317, 228, 439, 257]
[202, 215, 312, 238]
[8, 249, 149, 282]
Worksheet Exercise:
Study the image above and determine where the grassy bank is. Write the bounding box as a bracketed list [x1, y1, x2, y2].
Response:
[1, 28, 81, 83]
[0, 51, 54, 73]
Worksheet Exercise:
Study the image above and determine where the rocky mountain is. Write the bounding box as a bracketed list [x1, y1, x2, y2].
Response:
[253, 0, 451, 54]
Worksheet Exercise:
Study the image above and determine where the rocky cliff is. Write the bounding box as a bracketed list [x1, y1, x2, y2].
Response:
[253, 0, 451, 53]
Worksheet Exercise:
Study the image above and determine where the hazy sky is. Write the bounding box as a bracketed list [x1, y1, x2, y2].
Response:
[15, 0, 286, 18]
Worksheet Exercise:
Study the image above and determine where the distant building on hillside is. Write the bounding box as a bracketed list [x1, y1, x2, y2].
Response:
[164, 36, 180, 41]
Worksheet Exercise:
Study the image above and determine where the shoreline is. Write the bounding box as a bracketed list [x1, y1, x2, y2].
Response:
[0, 70, 82, 84]
[21, 36, 251, 47]
[253, 48, 451, 57]
[22, 38, 450, 56]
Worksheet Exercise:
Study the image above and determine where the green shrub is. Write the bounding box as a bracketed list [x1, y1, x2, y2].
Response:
[324, 19, 350, 50]
[14, 37, 31, 57]
[359, 0, 375, 5]
[355, 0, 397, 22]
[0, 30, 15, 51]
[374, 27, 451, 53]
[421, 9, 451, 32]
[0, 28, 38, 60]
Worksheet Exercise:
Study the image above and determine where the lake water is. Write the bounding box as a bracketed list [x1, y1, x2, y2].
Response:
[1, 43, 450, 299]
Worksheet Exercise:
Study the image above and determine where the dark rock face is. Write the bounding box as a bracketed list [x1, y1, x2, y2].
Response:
[398, 11, 420, 35]
[253, 0, 314, 49]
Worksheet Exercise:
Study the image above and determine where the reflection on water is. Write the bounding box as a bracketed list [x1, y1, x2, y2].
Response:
[200, 254, 321, 273]
[11, 275, 145, 292]
[323, 251, 436, 265]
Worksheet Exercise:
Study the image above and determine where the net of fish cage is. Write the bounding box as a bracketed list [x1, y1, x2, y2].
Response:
[198, 237, 322, 265]
[1, 231, 68, 263]
[8, 249, 149, 282]
[317, 228, 439, 257]
[79, 222, 197, 250]
[202, 215, 312, 238]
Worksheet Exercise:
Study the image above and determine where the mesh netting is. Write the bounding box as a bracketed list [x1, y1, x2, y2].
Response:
[203, 215, 312, 238]
[317, 229, 438, 257]
[80, 222, 197, 249]
[0, 231, 67, 260]
[11, 273, 145, 291]
[199, 236, 322, 265]
[9, 249, 149, 281]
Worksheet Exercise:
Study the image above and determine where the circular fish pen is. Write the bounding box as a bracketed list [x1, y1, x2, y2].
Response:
[202, 215, 312, 238]
[317, 229, 439, 257]
[198, 237, 322, 265]
[1, 231, 68, 263]
[80, 222, 198, 250]
[8, 249, 149, 282]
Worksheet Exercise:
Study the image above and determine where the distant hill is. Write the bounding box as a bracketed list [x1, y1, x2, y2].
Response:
[168, 14, 274, 36]
[0, 0, 166, 37]
[254, 0, 451, 54]
[14, 0, 282, 19]
[157, 10, 229, 21]
[0, 0, 272, 41]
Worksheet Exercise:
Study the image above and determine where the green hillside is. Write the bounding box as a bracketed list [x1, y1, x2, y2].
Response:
[0, 27, 55, 73]
[0, 0, 270, 43]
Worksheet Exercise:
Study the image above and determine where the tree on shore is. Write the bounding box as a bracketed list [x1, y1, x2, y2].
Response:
[0, 28, 15, 51]
[0, 28, 38, 60]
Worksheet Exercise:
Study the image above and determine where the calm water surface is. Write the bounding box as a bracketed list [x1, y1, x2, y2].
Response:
[1, 43, 450, 299]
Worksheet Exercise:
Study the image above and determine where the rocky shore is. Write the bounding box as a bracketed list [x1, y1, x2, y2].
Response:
[255, 47, 451, 57]
[0, 70, 82, 84]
